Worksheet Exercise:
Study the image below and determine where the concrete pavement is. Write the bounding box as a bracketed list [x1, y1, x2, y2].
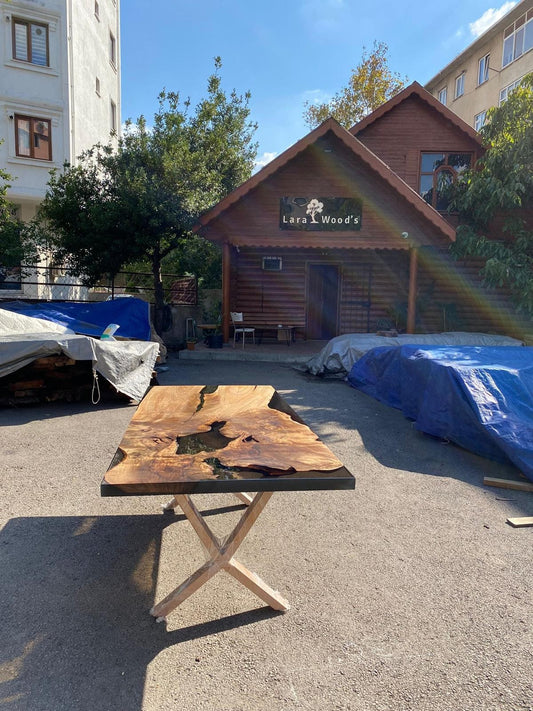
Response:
[0, 356, 531, 711]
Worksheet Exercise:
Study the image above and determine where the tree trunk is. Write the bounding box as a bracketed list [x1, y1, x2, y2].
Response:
[152, 248, 166, 336]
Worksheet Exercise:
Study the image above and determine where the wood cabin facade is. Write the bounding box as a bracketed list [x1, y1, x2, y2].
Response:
[195, 82, 518, 343]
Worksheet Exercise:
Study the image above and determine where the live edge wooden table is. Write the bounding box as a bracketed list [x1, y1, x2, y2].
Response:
[101, 385, 355, 622]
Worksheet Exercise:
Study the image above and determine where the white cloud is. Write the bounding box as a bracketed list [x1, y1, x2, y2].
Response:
[469, 2, 516, 38]
[301, 88, 332, 106]
[254, 151, 278, 171]
[300, 0, 346, 36]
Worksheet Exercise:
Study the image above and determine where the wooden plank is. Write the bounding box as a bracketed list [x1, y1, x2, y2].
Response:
[506, 517, 533, 528]
[484, 477, 533, 493]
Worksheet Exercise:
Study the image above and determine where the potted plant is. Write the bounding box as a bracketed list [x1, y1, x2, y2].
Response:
[206, 327, 223, 349]
[186, 338, 197, 351]
[202, 303, 224, 348]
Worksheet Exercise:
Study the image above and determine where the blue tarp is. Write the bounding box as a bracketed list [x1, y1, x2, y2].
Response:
[0, 298, 151, 341]
[348, 345, 533, 481]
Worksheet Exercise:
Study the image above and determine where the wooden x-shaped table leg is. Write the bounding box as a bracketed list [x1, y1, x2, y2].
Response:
[151, 492, 290, 621]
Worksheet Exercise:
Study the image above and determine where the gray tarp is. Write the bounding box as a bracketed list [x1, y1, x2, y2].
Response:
[305, 331, 524, 376]
[0, 316, 159, 403]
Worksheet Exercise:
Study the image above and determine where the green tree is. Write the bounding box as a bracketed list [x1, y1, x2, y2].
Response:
[303, 41, 407, 129]
[450, 74, 533, 315]
[38, 58, 257, 332]
[0, 150, 39, 280]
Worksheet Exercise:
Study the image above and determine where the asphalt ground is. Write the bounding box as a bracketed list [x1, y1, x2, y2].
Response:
[0, 356, 532, 711]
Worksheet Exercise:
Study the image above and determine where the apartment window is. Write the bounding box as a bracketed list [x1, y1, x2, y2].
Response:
[96, 77, 101, 96]
[438, 87, 447, 105]
[419, 152, 472, 211]
[95, 1, 100, 20]
[15, 115, 52, 160]
[455, 73, 465, 99]
[502, 11, 533, 67]
[499, 77, 523, 104]
[474, 110, 487, 132]
[478, 54, 490, 85]
[110, 100, 117, 133]
[109, 32, 116, 67]
[12, 18, 49, 66]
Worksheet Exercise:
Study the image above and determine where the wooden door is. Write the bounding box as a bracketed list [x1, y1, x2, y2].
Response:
[307, 264, 340, 339]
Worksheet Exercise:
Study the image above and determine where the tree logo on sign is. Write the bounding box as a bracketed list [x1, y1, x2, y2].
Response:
[306, 198, 324, 224]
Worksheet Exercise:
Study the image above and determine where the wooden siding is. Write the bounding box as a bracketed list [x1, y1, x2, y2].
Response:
[353, 95, 482, 192]
[204, 133, 452, 252]
[231, 246, 521, 338]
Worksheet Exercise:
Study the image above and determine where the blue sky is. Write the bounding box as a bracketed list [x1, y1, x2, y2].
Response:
[120, 0, 516, 169]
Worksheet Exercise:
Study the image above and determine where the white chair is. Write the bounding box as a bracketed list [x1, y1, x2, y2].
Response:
[230, 312, 255, 348]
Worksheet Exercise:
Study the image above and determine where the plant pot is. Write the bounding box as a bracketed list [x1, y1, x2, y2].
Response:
[207, 333, 223, 349]
[186, 342, 195, 350]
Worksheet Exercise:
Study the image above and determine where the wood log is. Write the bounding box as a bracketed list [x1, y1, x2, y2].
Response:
[483, 477, 533, 493]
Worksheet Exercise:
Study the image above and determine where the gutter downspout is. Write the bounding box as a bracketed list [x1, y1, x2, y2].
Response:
[66, 0, 75, 163]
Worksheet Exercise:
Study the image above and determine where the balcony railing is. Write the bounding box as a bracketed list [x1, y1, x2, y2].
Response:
[0, 265, 198, 305]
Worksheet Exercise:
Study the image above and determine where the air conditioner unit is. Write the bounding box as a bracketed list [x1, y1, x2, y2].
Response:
[262, 256, 282, 271]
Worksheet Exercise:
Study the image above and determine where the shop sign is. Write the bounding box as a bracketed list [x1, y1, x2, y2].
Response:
[279, 197, 362, 231]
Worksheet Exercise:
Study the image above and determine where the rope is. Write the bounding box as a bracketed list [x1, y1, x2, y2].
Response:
[91, 368, 101, 405]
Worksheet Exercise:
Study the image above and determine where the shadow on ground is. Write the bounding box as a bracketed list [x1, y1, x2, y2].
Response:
[0, 512, 277, 711]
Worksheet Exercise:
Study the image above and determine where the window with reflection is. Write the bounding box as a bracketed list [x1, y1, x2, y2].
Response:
[15, 115, 51, 160]
[13, 18, 49, 66]
[419, 152, 472, 211]
[455, 73, 465, 98]
[503, 12, 533, 67]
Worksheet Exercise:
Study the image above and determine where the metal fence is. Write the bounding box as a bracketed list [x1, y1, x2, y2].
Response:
[0, 264, 198, 305]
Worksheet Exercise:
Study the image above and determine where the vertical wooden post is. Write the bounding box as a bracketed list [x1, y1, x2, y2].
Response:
[222, 242, 231, 342]
[406, 247, 418, 334]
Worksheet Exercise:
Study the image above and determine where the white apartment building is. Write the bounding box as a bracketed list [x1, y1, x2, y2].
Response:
[425, 0, 533, 132]
[0, 0, 120, 296]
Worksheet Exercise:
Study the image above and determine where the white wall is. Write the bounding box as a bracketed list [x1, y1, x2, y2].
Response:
[0, 0, 121, 299]
[0, 0, 121, 212]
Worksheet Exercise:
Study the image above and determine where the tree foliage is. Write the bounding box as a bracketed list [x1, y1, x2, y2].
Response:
[303, 41, 407, 129]
[37, 58, 257, 331]
[0, 151, 38, 271]
[450, 74, 533, 315]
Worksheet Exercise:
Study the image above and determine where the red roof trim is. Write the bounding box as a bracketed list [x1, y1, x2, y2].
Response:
[194, 115, 456, 243]
[350, 81, 483, 145]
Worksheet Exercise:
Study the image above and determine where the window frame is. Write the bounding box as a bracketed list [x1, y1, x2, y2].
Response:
[474, 110, 487, 132]
[502, 11, 533, 67]
[438, 87, 447, 105]
[419, 151, 474, 211]
[454, 73, 465, 99]
[12, 17, 49, 67]
[110, 100, 117, 133]
[499, 77, 523, 105]
[109, 31, 116, 68]
[478, 53, 490, 85]
[14, 114, 52, 161]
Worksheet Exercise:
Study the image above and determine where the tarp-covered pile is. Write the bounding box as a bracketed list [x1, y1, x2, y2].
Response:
[0, 300, 158, 402]
[348, 345, 533, 481]
[0, 298, 151, 341]
[305, 332, 524, 376]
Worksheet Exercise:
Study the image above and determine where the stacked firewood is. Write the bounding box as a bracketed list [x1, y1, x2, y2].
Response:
[0, 355, 131, 406]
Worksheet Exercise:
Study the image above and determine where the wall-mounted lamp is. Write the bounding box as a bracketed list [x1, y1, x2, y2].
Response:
[401, 231, 409, 240]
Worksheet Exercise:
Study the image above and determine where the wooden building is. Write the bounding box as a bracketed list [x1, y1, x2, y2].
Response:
[195, 82, 517, 343]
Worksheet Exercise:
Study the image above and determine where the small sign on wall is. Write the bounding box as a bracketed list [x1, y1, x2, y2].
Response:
[280, 197, 362, 231]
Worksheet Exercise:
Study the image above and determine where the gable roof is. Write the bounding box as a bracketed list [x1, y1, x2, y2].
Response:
[194, 116, 456, 242]
[350, 81, 483, 145]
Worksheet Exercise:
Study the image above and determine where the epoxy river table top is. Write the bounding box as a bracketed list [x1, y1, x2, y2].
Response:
[101, 385, 355, 496]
